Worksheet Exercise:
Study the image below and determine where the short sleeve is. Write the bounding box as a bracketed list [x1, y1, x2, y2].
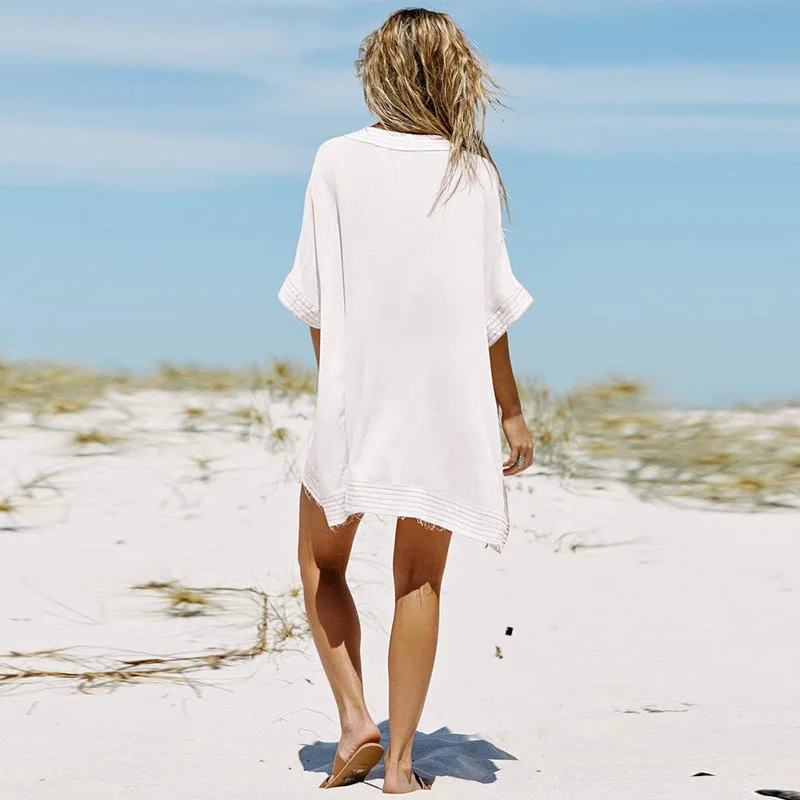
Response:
[278, 179, 321, 329]
[484, 175, 533, 347]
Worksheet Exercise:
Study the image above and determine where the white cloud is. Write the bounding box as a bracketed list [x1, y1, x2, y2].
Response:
[2, 61, 799, 186]
[491, 63, 800, 155]
[0, 16, 358, 79]
[0, 118, 309, 187]
[0, 0, 785, 78]
[0, 1, 798, 184]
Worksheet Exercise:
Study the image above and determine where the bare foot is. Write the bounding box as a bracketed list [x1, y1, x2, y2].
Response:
[383, 763, 431, 793]
[327, 717, 382, 781]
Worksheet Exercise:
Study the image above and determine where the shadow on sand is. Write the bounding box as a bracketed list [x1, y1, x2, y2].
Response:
[298, 720, 517, 786]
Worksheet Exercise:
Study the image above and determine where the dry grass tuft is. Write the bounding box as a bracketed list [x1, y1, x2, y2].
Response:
[516, 379, 800, 509]
[17, 468, 68, 499]
[146, 364, 247, 393]
[52, 400, 91, 415]
[266, 426, 295, 454]
[517, 380, 576, 476]
[0, 498, 18, 515]
[0, 361, 116, 423]
[0, 359, 318, 427]
[190, 456, 221, 482]
[0, 469, 69, 532]
[181, 406, 211, 433]
[257, 360, 316, 400]
[133, 580, 221, 617]
[0, 582, 309, 692]
[588, 378, 647, 401]
[72, 430, 124, 447]
[229, 406, 266, 425]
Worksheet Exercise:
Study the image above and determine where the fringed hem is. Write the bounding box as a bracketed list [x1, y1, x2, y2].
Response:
[301, 462, 508, 553]
[397, 516, 450, 533]
[302, 482, 363, 530]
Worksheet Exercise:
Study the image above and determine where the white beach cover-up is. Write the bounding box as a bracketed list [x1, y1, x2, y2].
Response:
[278, 125, 533, 553]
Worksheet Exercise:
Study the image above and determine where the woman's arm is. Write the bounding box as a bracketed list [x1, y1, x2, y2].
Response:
[310, 326, 321, 369]
[489, 333, 534, 475]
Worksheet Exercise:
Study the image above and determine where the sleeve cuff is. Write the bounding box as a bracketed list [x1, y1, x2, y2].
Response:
[278, 277, 321, 328]
[486, 284, 533, 346]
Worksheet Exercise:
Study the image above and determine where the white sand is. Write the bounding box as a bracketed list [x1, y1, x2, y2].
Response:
[1, 390, 798, 799]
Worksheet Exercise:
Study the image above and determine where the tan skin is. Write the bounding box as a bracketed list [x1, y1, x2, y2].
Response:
[299, 326, 532, 792]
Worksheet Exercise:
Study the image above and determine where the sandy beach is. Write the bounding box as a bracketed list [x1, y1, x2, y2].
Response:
[2, 385, 799, 799]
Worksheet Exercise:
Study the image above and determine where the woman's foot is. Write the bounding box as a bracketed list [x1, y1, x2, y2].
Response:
[383, 754, 431, 793]
[328, 717, 382, 781]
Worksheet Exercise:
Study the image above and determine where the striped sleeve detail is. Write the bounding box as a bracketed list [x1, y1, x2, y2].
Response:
[278, 277, 321, 328]
[487, 284, 533, 346]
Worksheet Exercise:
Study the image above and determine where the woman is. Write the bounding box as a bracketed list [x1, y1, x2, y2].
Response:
[278, 8, 534, 793]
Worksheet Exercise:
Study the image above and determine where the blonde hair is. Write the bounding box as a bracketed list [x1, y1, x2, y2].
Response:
[355, 8, 509, 215]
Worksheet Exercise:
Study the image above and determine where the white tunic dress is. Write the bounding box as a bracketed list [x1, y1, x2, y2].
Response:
[278, 125, 533, 553]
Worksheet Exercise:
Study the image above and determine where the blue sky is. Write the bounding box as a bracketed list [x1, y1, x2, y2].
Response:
[1, 0, 798, 406]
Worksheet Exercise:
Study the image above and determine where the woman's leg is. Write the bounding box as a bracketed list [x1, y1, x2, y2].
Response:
[383, 518, 453, 793]
[297, 486, 381, 777]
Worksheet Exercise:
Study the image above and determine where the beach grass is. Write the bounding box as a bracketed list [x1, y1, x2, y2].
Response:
[2, 359, 797, 510]
[518, 377, 799, 510]
[0, 582, 309, 692]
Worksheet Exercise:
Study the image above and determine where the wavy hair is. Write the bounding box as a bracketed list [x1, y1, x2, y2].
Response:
[355, 8, 509, 215]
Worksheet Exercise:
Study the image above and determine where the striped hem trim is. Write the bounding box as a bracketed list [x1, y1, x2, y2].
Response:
[302, 462, 508, 553]
[278, 277, 321, 328]
[487, 285, 534, 346]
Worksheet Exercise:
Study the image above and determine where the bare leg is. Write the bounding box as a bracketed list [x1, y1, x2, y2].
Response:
[297, 486, 381, 780]
[384, 518, 452, 793]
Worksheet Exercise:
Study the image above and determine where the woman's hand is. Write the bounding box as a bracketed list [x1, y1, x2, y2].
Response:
[501, 412, 534, 476]
[489, 333, 533, 476]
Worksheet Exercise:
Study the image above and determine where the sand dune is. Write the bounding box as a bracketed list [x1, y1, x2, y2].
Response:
[1, 388, 798, 798]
